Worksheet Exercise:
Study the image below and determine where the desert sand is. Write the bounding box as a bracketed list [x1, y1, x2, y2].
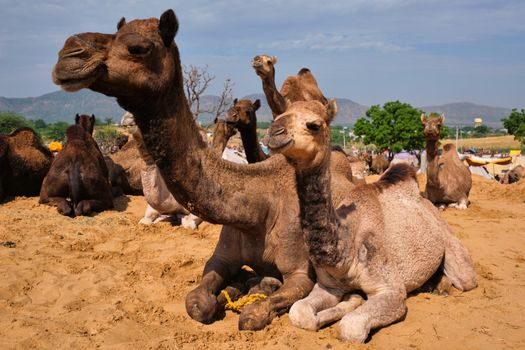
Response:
[1, 174, 524, 349]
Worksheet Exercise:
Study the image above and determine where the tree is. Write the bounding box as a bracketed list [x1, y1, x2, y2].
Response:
[502, 108, 525, 145]
[42, 122, 69, 142]
[33, 119, 48, 129]
[104, 117, 113, 125]
[353, 101, 424, 156]
[0, 112, 33, 134]
[182, 64, 234, 120]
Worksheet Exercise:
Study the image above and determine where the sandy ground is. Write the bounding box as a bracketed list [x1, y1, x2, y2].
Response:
[1, 174, 524, 349]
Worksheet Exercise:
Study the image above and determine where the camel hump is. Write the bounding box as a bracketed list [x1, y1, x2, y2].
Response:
[377, 163, 416, 189]
[297, 68, 311, 75]
[442, 143, 456, 152]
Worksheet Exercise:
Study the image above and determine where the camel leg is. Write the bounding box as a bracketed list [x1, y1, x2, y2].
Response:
[442, 233, 477, 291]
[42, 196, 73, 216]
[317, 294, 364, 329]
[339, 288, 406, 343]
[289, 283, 345, 331]
[75, 199, 113, 216]
[181, 213, 203, 230]
[238, 271, 314, 331]
[139, 204, 161, 225]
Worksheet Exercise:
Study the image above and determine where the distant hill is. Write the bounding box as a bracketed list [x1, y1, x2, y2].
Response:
[420, 102, 511, 128]
[0, 91, 512, 127]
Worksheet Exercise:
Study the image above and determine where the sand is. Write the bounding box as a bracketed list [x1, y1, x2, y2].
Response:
[0, 175, 524, 349]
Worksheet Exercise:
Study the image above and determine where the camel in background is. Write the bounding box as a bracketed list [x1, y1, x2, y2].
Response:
[422, 113, 472, 209]
[39, 114, 113, 216]
[500, 165, 525, 184]
[0, 127, 53, 201]
[267, 100, 476, 342]
[52, 10, 356, 330]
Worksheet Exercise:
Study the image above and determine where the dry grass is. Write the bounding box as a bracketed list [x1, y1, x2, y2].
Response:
[444, 135, 522, 150]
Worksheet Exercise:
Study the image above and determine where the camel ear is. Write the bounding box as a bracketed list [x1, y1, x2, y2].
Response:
[75, 114, 80, 124]
[253, 99, 261, 111]
[90, 114, 96, 125]
[271, 56, 278, 64]
[159, 9, 179, 47]
[233, 98, 238, 105]
[325, 99, 337, 124]
[214, 117, 218, 124]
[420, 113, 427, 123]
[117, 17, 126, 30]
[439, 113, 445, 123]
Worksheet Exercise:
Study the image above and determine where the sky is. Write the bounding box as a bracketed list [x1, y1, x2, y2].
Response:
[0, 0, 524, 108]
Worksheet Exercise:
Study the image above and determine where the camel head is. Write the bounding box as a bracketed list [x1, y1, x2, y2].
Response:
[213, 117, 237, 140]
[53, 10, 180, 117]
[225, 98, 261, 128]
[421, 113, 445, 141]
[268, 99, 337, 171]
[252, 55, 277, 79]
[75, 114, 96, 135]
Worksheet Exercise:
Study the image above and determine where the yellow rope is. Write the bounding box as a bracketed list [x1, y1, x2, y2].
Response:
[220, 290, 268, 313]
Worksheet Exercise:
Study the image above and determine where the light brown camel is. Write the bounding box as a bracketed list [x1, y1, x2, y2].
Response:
[252, 55, 327, 118]
[267, 100, 477, 342]
[500, 165, 525, 184]
[211, 117, 237, 157]
[364, 153, 390, 175]
[52, 10, 355, 330]
[0, 127, 53, 201]
[39, 114, 113, 216]
[422, 113, 472, 209]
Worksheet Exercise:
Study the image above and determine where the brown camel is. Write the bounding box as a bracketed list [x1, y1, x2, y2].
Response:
[252, 55, 327, 118]
[422, 113, 472, 209]
[364, 153, 390, 175]
[500, 165, 525, 184]
[39, 114, 113, 216]
[52, 10, 357, 330]
[224, 98, 268, 163]
[211, 117, 237, 157]
[267, 100, 477, 342]
[0, 127, 53, 201]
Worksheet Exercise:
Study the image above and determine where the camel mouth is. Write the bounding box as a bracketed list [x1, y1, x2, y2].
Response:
[54, 74, 99, 92]
[52, 61, 105, 92]
[252, 61, 263, 69]
[267, 138, 293, 154]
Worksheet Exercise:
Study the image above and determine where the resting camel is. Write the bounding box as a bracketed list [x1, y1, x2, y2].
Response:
[0, 127, 53, 201]
[52, 10, 356, 330]
[422, 113, 472, 209]
[252, 55, 327, 118]
[266, 100, 477, 342]
[39, 114, 113, 216]
[500, 165, 525, 184]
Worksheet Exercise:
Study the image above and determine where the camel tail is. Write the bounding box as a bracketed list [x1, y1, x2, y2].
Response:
[377, 163, 416, 189]
[442, 233, 477, 291]
[67, 162, 82, 207]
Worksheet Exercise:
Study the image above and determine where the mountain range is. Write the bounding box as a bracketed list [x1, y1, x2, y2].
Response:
[0, 90, 512, 127]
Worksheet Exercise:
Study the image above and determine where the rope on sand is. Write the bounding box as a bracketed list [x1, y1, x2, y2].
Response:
[220, 290, 267, 313]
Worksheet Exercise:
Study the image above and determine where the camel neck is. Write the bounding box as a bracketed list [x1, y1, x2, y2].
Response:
[239, 125, 267, 164]
[296, 158, 342, 267]
[261, 73, 287, 118]
[426, 138, 439, 181]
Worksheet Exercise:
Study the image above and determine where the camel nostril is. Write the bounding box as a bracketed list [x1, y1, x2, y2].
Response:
[270, 127, 285, 136]
[61, 47, 86, 58]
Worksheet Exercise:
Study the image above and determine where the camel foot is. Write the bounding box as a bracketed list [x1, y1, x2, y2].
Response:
[238, 300, 273, 331]
[289, 301, 319, 331]
[247, 276, 283, 295]
[181, 214, 201, 230]
[138, 217, 153, 225]
[450, 202, 468, 210]
[57, 203, 73, 216]
[339, 313, 369, 343]
[185, 288, 219, 324]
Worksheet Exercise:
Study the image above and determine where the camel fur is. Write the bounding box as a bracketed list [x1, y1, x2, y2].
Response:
[39, 114, 113, 216]
[0, 127, 53, 201]
[267, 100, 477, 342]
[500, 165, 525, 184]
[422, 113, 472, 209]
[52, 10, 356, 330]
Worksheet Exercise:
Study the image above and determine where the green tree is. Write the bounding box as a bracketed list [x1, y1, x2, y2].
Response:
[353, 101, 424, 155]
[104, 117, 113, 125]
[42, 122, 69, 141]
[33, 119, 48, 129]
[0, 112, 33, 134]
[502, 108, 525, 145]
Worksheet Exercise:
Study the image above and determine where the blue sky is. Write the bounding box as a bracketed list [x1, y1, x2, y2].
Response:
[0, 0, 524, 108]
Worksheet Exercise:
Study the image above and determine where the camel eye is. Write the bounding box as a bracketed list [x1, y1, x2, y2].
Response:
[306, 122, 321, 132]
[128, 45, 151, 56]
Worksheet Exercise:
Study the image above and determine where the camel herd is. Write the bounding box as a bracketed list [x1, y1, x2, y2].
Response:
[0, 8, 521, 343]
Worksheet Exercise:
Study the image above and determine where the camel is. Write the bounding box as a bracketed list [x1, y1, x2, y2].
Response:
[211, 117, 237, 157]
[422, 113, 472, 209]
[224, 98, 268, 163]
[39, 114, 113, 216]
[52, 10, 357, 330]
[364, 153, 390, 175]
[252, 55, 327, 118]
[266, 100, 477, 342]
[500, 165, 525, 184]
[0, 127, 53, 201]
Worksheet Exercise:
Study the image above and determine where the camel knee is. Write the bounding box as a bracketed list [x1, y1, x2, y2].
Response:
[185, 288, 219, 324]
[339, 312, 370, 343]
[238, 299, 273, 331]
[289, 300, 319, 331]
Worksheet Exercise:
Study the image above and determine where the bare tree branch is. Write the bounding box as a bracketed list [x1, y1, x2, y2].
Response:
[213, 78, 234, 119]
